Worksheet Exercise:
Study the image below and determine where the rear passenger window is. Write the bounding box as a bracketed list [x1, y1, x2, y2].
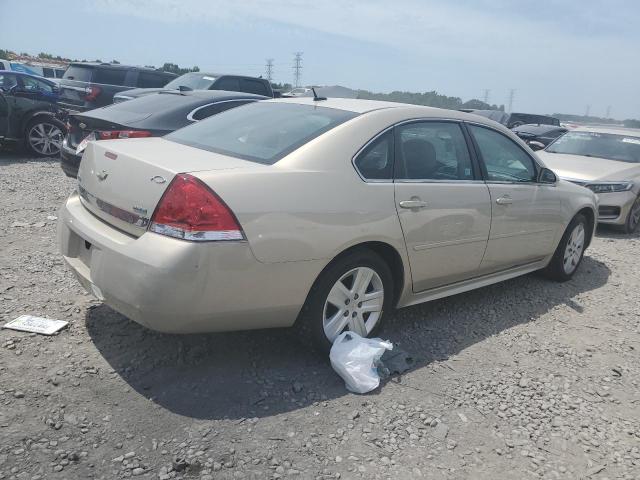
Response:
[190, 100, 253, 121]
[137, 71, 169, 88]
[395, 122, 474, 180]
[93, 68, 127, 86]
[469, 125, 537, 182]
[63, 66, 93, 82]
[213, 77, 240, 92]
[354, 130, 393, 180]
[239, 79, 268, 96]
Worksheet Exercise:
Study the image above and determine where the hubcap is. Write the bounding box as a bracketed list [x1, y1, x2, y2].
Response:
[28, 122, 62, 156]
[563, 223, 585, 274]
[322, 267, 384, 342]
[629, 197, 640, 231]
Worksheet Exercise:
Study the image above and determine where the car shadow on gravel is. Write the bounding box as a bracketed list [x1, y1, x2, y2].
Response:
[86, 255, 610, 421]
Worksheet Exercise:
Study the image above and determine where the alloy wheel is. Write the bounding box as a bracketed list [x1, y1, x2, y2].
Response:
[322, 266, 384, 342]
[28, 122, 63, 156]
[563, 222, 585, 274]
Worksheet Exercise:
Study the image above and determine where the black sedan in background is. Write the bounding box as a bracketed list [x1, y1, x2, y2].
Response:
[512, 124, 568, 150]
[60, 90, 266, 177]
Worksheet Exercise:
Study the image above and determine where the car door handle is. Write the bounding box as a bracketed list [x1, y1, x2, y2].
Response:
[399, 200, 428, 209]
[495, 195, 513, 205]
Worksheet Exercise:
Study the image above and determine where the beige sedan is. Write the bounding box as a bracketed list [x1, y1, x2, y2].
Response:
[537, 126, 640, 233]
[58, 98, 597, 351]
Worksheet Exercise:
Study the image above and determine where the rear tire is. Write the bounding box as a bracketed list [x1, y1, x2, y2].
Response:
[542, 214, 588, 282]
[24, 117, 65, 157]
[295, 248, 394, 354]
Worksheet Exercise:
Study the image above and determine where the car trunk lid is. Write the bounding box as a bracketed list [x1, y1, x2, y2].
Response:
[77, 137, 263, 237]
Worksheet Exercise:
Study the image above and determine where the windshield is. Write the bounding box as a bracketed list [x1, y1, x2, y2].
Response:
[546, 131, 640, 163]
[164, 72, 216, 90]
[166, 102, 358, 164]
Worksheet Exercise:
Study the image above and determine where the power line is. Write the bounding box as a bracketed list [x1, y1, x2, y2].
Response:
[293, 52, 303, 88]
[507, 89, 515, 113]
[265, 58, 274, 82]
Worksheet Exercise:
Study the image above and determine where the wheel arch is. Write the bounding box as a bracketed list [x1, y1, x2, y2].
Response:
[577, 206, 596, 248]
[21, 110, 60, 135]
[320, 241, 406, 307]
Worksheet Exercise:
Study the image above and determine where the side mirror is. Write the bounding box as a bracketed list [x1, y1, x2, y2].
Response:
[528, 140, 545, 151]
[538, 167, 557, 184]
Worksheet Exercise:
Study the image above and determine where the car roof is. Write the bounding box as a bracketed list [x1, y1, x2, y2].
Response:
[160, 90, 268, 100]
[573, 126, 640, 137]
[513, 124, 566, 134]
[267, 97, 520, 126]
[68, 62, 173, 73]
[179, 72, 268, 81]
[0, 70, 56, 85]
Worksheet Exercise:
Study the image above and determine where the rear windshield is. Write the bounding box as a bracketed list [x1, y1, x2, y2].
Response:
[63, 66, 93, 82]
[165, 72, 217, 90]
[166, 102, 358, 164]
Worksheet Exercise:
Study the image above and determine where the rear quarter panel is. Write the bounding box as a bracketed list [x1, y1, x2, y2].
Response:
[193, 110, 414, 265]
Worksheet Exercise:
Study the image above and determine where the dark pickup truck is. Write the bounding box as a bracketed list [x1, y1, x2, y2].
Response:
[112, 72, 274, 102]
[57, 62, 176, 112]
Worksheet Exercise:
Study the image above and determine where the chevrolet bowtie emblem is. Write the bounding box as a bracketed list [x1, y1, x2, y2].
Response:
[96, 170, 109, 181]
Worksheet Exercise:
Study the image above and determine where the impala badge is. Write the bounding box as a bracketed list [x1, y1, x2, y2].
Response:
[150, 175, 167, 184]
[96, 170, 109, 181]
[133, 206, 148, 215]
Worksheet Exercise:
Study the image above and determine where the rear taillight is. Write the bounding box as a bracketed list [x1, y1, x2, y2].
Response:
[149, 174, 244, 241]
[98, 130, 152, 140]
[84, 86, 101, 101]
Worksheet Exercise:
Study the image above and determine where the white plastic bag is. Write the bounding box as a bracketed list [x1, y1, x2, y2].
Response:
[329, 331, 393, 394]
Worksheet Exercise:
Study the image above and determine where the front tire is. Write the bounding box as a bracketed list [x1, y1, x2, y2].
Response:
[24, 117, 64, 157]
[295, 249, 394, 354]
[543, 214, 588, 282]
[622, 195, 640, 234]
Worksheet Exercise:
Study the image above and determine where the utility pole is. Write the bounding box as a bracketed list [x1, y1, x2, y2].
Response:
[265, 58, 274, 82]
[507, 89, 515, 113]
[483, 89, 490, 105]
[606, 105, 611, 118]
[585, 105, 591, 117]
[293, 52, 303, 88]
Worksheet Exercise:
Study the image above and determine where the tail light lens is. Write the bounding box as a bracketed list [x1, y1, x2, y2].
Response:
[98, 130, 153, 140]
[84, 86, 102, 101]
[149, 174, 244, 241]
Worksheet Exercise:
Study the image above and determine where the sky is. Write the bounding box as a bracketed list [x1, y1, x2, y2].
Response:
[1, 0, 639, 118]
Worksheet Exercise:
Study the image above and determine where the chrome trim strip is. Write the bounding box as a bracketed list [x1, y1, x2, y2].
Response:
[413, 235, 487, 251]
[186, 99, 256, 122]
[78, 185, 150, 228]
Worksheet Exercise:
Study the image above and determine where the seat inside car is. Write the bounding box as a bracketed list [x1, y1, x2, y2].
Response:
[402, 138, 440, 179]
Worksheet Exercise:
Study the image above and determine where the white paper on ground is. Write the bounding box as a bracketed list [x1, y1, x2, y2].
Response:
[3, 315, 68, 335]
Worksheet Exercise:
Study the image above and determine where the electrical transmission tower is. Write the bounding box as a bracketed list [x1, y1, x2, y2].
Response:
[265, 59, 274, 82]
[585, 105, 591, 117]
[293, 52, 303, 87]
[606, 105, 611, 118]
[507, 89, 515, 113]
[483, 89, 490, 104]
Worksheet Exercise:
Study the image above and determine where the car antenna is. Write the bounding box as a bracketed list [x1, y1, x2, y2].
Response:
[311, 87, 327, 101]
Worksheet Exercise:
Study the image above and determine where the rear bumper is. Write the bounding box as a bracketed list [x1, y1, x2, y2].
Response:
[60, 140, 80, 178]
[595, 190, 637, 225]
[57, 192, 322, 333]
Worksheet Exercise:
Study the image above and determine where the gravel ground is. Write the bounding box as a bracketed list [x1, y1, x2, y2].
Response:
[1, 153, 639, 480]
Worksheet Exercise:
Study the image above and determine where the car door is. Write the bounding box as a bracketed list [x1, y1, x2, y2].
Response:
[393, 120, 492, 292]
[467, 123, 562, 273]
